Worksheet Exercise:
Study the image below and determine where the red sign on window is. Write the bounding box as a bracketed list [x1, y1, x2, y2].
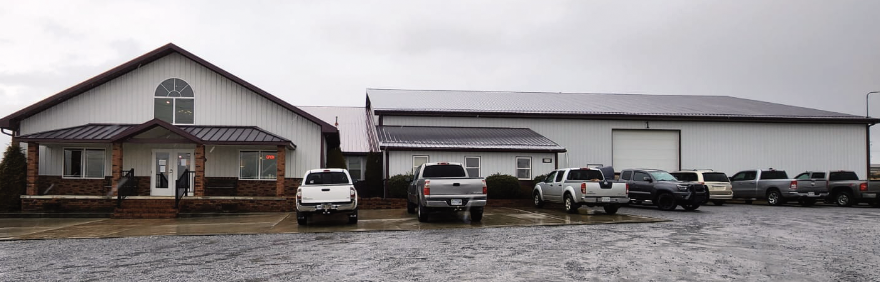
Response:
[266, 155, 276, 160]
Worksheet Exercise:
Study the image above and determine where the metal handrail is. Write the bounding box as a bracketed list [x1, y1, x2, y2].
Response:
[175, 169, 195, 208]
[117, 169, 137, 208]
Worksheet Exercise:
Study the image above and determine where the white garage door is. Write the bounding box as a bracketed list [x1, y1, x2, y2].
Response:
[612, 130, 680, 172]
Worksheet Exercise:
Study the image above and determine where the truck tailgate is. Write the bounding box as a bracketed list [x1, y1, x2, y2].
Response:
[425, 178, 484, 196]
[300, 185, 351, 204]
[584, 182, 627, 197]
[796, 180, 829, 193]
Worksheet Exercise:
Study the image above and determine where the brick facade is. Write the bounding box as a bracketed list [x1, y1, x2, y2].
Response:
[37, 176, 112, 196]
[194, 144, 206, 196]
[26, 142, 39, 195]
[21, 198, 116, 213]
[276, 145, 286, 197]
[179, 198, 296, 213]
[110, 142, 123, 194]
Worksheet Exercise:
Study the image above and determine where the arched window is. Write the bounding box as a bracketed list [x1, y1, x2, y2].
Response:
[154, 78, 194, 124]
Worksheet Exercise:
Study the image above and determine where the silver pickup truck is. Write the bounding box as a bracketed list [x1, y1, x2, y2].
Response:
[796, 170, 879, 207]
[533, 167, 628, 214]
[406, 162, 487, 222]
[295, 168, 358, 225]
[730, 169, 828, 206]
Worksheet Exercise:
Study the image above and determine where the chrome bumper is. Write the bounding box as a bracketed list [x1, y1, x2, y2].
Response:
[297, 200, 357, 213]
[581, 196, 629, 204]
[424, 199, 487, 208]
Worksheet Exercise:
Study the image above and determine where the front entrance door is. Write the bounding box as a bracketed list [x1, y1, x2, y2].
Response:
[151, 149, 195, 196]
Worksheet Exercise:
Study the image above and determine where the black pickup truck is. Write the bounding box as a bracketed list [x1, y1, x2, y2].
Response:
[620, 169, 709, 211]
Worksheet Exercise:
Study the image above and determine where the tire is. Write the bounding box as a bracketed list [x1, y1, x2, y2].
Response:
[682, 204, 700, 211]
[348, 209, 358, 224]
[801, 198, 816, 207]
[296, 211, 307, 225]
[533, 192, 545, 208]
[406, 201, 416, 214]
[712, 200, 725, 206]
[470, 207, 484, 222]
[564, 194, 580, 214]
[417, 201, 429, 222]
[835, 191, 854, 207]
[603, 205, 620, 215]
[656, 193, 677, 211]
[767, 190, 784, 206]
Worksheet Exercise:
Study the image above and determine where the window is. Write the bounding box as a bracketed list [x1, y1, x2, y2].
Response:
[810, 172, 826, 179]
[568, 170, 604, 181]
[702, 173, 729, 182]
[240, 150, 278, 180]
[154, 78, 194, 124]
[633, 172, 650, 182]
[621, 171, 633, 181]
[795, 173, 810, 180]
[760, 171, 788, 180]
[347, 158, 363, 180]
[830, 171, 859, 181]
[543, 171, 557, 183]
[671, 172, 698, 182]
[412, 155, 428, 174]
[554, 171, 565, 182]
[464, 157, 480, 177]
[305, 172, 350, 185]
[63, 148, 105, 178]
[423, 164, 466, 178]
[515, 157, 531, 180]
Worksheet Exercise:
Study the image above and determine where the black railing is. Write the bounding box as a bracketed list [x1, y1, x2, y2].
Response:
[175, 169, 195, 208]
[117, 169, 138, 208]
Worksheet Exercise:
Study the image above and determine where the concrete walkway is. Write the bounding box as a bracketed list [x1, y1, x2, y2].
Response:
[0, 207, 664, 240]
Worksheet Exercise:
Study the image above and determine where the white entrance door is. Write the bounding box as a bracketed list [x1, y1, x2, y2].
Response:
[612, 130, 680, 172]
[151, 149, 195, 196]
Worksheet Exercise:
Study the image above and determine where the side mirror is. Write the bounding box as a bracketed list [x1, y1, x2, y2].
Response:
[643, 177, 653, 183]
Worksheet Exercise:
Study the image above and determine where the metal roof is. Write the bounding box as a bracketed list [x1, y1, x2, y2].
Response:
[367, 89, 876, 124]
[17, 122, 292, 146]
[300, 106, 375, 154]
[376, 125, 566, 152]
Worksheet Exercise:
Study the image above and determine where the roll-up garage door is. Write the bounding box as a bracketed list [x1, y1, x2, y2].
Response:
[612, 130, 680, 172]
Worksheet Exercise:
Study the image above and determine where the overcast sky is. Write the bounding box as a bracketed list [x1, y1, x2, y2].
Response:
[2, 1, 880, 159]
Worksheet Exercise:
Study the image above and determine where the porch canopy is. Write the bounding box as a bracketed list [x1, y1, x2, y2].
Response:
[18, 119, 295, 197]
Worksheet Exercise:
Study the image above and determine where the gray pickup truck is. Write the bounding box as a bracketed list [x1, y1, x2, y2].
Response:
[730, 169, 828, 206]
[406, 162, 487, 222]
[796, 171, 879, 207]
[533, 166, 629, 215]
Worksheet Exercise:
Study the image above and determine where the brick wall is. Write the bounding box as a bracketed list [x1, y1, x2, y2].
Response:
[358, 198, 407, 209]
[204, 178, 302, 197]
[21, 198, 116, 213]
[37, 176, 111, 196]
[180, 198, 296, 213]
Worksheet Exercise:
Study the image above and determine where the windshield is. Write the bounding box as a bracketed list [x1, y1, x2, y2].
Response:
[650, 171, 678, 181]
[703, 172, 730, 182]
[304, 172, 350, 185]
[422, 165, 467, 178]
[829, 171, 859, 181]
[760, 171, 789, 180]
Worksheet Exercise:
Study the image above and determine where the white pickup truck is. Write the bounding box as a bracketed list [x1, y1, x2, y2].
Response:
[533, 167, 629, 214]
[295, 168, 358, 225]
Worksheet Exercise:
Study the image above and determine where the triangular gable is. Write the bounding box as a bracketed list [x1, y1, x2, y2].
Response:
[0, 43, 337, 133]
[110, 119, 202, 143]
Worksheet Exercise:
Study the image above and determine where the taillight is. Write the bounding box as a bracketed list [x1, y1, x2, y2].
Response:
[296, 188, 302, 200]
[350, 186, 356, 200]
[860, 183, 868, 191]
[699, 182, 704, 185]
[581, 182, 586, 194]
[482, 179, 488, 194]
[626, 183, 630, 195]
[790, 181, 798, 190]
[424, 180, 431, 195]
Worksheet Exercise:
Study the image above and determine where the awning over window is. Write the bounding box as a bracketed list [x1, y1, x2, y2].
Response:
[17, 119, 295, 148]
[376, 125, 565, 153]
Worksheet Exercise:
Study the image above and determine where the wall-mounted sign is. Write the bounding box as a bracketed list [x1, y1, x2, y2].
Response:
[266, 155, 276, 160]
[542, 158, 552, 163]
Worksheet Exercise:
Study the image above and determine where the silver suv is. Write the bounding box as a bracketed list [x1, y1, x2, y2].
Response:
[671, 170, 733, 206]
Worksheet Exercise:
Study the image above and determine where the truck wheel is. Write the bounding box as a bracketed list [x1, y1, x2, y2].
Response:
[470, 207, 484, 222]
[712, 200, 725, 206]
[767, 190, 784, 206]
[800, 198, 816, 207]
[682, 204, 700, 211]
[348, 209, 358, 224]
[564, 194, 580, 214]
[296, 211, 308, 225]
[417, 201, 430, 222]
[407, 201, 416, 214]
[603, 205, 620, 215]
[656, 193, 677, 211]
[835, 191, 854, 207]
[533, 192, 545, 208]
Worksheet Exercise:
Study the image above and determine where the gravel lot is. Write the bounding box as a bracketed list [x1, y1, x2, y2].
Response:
[1, 203, 879, 281]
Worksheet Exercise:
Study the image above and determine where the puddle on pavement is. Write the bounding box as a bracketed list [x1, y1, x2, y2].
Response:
[0, 208, 664, 240]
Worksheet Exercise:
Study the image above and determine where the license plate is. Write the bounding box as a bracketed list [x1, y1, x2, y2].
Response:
[451, 199, 462, 206]
[807, 192, 815, 196]
[601, 197, 611, 203]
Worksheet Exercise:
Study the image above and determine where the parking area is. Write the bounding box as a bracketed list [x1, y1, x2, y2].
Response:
[0, 207, 662, 240]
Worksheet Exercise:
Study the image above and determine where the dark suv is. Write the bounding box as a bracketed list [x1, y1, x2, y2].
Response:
[620, 169, 709, 211]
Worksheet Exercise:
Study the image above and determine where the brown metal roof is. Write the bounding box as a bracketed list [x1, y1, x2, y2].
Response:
[376, 125, 566, 153]
[17, 121, 294, 147]
[0, 43, 337, 133]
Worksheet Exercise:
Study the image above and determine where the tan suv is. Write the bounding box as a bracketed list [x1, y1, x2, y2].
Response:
[671, 170, 733, 205]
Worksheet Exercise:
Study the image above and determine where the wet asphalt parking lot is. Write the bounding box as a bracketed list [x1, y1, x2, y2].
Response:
[2, 203, 879, 281]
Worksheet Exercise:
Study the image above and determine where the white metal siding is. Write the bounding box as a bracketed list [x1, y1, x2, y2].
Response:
[382, 116, 867, 176]
[386, 150, 556, 179]
[612, 130, 680, 172]
[20, 53, 323, 177]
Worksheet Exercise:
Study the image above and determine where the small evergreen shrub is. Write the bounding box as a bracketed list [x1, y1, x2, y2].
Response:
[387, 173, 413, 198]
[0, 144, 27, 211]
[486, 173, 521, 199]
